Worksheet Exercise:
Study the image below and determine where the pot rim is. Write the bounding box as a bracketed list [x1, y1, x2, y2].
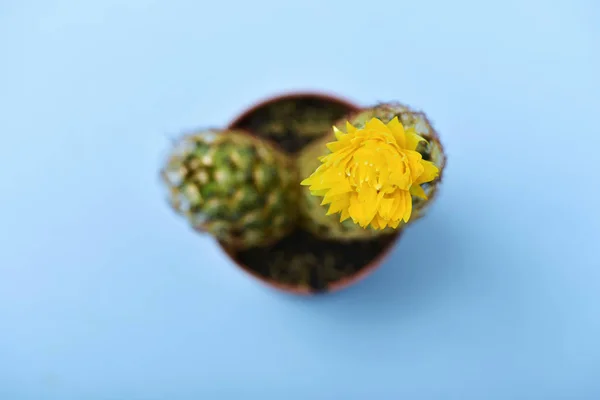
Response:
[227, 90, 360, 130]
[221, 91, 402, 295]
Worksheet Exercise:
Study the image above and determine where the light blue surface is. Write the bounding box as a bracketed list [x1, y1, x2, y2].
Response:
[1, 0, 599, 398]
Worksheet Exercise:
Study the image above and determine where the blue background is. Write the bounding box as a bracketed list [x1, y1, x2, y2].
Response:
[1, 0, 599, 398]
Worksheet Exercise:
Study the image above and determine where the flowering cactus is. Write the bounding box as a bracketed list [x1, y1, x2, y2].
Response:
[301, 103, 446, 231]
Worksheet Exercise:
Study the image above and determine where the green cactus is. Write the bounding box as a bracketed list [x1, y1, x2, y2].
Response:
[335, 103, 447, 222]
[160, 129, 298, 250]
[297, 102, 446, 239]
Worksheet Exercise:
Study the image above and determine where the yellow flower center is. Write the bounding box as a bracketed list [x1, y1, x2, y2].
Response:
[301, 117, 439, 230]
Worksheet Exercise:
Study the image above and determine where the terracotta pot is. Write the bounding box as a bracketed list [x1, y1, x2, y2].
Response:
[219, 91, 401, 295]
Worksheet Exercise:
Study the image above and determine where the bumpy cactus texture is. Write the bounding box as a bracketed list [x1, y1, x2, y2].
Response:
[161, 129, 297, 250]
[333, 103, 446, 222]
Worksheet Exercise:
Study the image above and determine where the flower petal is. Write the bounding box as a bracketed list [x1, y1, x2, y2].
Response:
[365, 118, 391, 134]
[307, 169, 343, 190]
[340, 208, 351, 222]
[405, 128, 426, 151]
[310, 189, 329, 197]
[390, 219, 402, 229]
[321, 190, 345, 205]
[370, 215, 381, 230]
[386, 117, 406, 148]
[357, 185, 377, 204]
[323, 179, 353, 196]
[378, 196, 395, 219]
[409, 184, 428, 199]
[300, 176, 313, 186]
[414, 160, 439, 184]
[333, 126, 346, 140]
[326, 196, 350, 215]
[375, 214, 389, 230]
[345, 121, 357, 133]
[349, 189, 379, 228]
[326, 140, 347, 152]
[388, 156, 412, 190]
[405, 150, 424, 181]
[348, 194, 367, 226]
[401, 189, 413, 222]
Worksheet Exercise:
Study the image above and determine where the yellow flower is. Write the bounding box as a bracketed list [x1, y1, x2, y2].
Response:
[300, 117, 439, 230]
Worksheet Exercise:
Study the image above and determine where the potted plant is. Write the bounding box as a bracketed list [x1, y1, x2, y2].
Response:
[160, 92, 446, 294]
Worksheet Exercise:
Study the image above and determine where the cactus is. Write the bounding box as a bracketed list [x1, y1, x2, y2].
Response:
[160, 129, 297, 250]
[298, 103, 446, 236]
[337, 103, 446, 222]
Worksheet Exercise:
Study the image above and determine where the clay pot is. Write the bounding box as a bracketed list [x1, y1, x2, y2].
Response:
[218, 92, 401, 295]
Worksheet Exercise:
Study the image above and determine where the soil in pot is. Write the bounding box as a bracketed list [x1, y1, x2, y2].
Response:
[224, 94, 400, 294]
